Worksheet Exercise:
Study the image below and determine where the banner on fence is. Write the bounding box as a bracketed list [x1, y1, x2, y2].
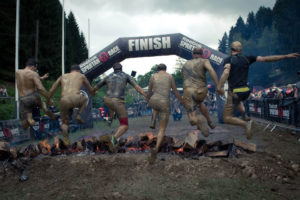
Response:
[245, 98, 297, 125]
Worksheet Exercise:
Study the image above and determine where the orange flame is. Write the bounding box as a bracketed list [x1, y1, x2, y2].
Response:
[175, 147, 184, 153]
[54, 137, 59, 149]
[126, 136, 134, 142]
[146, 132, 154, 140]
[39, 139, 51, 152]
[127, 147, 136, 152]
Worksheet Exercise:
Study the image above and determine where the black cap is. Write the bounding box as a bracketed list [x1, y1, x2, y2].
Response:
[26, 58, 37, 67]
[297, 71, 300, 75]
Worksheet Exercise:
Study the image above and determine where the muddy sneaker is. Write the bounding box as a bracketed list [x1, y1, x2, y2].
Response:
[148, 149, 157, 165]
[108, 135, 118, 153]
[246, 120, 254, 140]
[76, 115, 85, 124]
[208, 121, 216, 129]
[197, 116, 209, 137]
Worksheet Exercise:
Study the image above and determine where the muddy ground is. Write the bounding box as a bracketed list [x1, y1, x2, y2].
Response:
[1, 115, 300, 200]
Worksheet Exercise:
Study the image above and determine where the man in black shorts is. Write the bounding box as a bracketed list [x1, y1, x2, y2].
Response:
[217, 41, 299, 139]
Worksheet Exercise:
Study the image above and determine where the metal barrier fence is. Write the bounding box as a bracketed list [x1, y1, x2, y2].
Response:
[0, 113, 103, 144]
[245, 98, 298, 126]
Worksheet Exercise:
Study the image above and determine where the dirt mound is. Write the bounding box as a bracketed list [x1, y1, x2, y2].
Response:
[0, 150, 299, 200]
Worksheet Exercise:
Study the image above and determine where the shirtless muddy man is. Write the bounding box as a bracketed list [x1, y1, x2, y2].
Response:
[48, 64, 95, 146]
[16, 59, 55, 130]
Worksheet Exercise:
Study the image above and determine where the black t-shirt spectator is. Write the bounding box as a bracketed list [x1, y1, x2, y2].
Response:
[223, 54, 256, 90]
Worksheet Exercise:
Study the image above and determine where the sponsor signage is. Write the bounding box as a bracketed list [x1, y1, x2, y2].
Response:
[80, 45, 122, 74]
[79, 33, 227, 80]
[178, 36, 223, 65]
[128, 36, 171, 51]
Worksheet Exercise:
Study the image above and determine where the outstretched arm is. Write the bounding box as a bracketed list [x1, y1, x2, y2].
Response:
[48, 76, 62, 99]
[134, 84, 147, 98]
[33, 72, 49, 99]
[171, 77, 184, 105]
[40, 73, 49, 80]
[256, 52, 299, 62]
[204, 60, 218, 86]
[93, 78, 106, 94]
[217, 64, 231, 96]
[82, 76, 95, 96]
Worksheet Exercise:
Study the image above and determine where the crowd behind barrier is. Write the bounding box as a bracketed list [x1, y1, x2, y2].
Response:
[245, 82, 300, 128]
[0, 112, 98, 144]
[250, 84, 297, 100]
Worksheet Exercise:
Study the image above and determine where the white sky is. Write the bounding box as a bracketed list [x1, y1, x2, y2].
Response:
[60, 0, 276, 77]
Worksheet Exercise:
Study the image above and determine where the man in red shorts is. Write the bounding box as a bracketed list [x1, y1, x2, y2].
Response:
[94, 63, 147, 152]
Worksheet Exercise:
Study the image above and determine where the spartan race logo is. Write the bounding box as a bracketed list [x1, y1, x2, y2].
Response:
[98, 52, 109, 62]
[179, 37, 223, 65]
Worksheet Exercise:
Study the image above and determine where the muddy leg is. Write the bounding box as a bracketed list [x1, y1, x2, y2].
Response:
[150, 109, 158, 129]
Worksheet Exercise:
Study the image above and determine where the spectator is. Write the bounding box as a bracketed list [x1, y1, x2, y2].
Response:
[0, 85, 8, 97]
[284, 84, 294, 98]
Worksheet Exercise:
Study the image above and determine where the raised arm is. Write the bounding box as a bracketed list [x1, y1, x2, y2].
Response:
[40, 73, 49, 80]
[82, 75, 95, 96]
[33, 72, 49, 99]
[171, 77, 184, 104]
[256, 52, 299, 62]
[204, 60, 218, 86]
[217, 63, 231, 96]
[48, 76, 62, 99]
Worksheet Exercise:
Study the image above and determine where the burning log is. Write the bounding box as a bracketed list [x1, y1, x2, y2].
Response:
[10, 147, 18, 159]
[206, 140, 223, 148]
[0, 141, 10, 160]
[183, 131, 198, 150]
[18, 146, 29, 157]
[233, 139, 256, 152]
[158, 136, 174, 152]
[27, 144, 40, 158]
[171, 140, 184, 149]
[39, 139, 51, 155]
[206, 150, 228, 157]
[77, 141, 84, 151]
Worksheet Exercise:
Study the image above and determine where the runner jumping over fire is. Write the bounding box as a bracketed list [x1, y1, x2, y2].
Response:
[48, 64, 95, 147]
[16, 58, 56, 130]
[147, 64, 184, 164]
[182, 47, 219, 137]
[217, 41, 299, 139]
[93, 63, 147, 152]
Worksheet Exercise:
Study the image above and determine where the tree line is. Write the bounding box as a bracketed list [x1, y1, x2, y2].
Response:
[0, 0, 88, 82]
[218, 0, 300, 87]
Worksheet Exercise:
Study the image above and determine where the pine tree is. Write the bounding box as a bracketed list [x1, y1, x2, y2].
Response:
[245, 12, 256, 40]
[255, 7, 273, 38]
[218, 32, 228, 54]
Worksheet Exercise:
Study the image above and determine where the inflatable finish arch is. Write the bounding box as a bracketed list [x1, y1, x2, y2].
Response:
[80, 33, 227, 80]
[79, 33, 228, 128]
